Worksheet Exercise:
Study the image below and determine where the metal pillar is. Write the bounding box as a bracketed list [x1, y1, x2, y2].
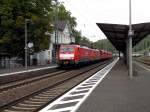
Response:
[128, 0, 133, 78]
[126, 39, 129, 67]
[25, 19, 28, 68]
[129, 35, 133, 78]
[54, 0, 58, 63]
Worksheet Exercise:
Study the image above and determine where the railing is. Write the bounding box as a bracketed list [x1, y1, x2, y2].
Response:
[0, 59, 57, 74]
[0, 59, 24, 69]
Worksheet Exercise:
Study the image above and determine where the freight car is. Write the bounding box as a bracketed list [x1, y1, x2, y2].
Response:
[57, 44, 112, 66]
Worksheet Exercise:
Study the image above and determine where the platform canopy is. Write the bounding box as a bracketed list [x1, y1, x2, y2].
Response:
[97, 22, 150, 53]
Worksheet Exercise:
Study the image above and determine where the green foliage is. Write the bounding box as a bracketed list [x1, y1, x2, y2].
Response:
[73, 30, 82, 44]
[79, 36, 92, 47]
[51, 3, 78, 45]
[0, 0, 81, 59]
[93, 39, 116, 52]
[0, 0, 53, 57]
[133, 35, 150, 53]
[72, 29, 92, 47]
[50, 3, 77, 31]
[57, 4, 77, 29]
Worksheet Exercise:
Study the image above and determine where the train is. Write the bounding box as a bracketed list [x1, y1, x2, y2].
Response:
[57, 44, 112, 66]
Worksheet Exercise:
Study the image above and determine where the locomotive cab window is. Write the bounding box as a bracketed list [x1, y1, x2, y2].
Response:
[60, 46, 74, 53]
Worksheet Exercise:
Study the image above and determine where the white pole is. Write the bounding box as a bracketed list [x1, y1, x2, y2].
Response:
[25, 19, 28, 68]
[129, 0, 133, 78]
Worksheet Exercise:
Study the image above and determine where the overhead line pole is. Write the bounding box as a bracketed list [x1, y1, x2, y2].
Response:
[25, 19, 31, 68]
[54, 0, 58, 63]
[55, 0, 58, 47]
[25, 19, 28, 68]
[129, 0, 133, 78]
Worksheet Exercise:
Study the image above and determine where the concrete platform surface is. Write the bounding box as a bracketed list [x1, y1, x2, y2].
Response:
[77, 59, 150, 112]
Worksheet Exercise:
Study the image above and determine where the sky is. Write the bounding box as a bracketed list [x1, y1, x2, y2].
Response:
[59, 0, 150, 42]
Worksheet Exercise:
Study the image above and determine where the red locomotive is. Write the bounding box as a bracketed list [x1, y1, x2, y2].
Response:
[58, 44, 112, 66]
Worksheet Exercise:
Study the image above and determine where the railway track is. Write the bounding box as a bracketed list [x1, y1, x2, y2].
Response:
[0, 59, 113, 112]
[0, 70, 67, 92]
[135, 57, 150, 65]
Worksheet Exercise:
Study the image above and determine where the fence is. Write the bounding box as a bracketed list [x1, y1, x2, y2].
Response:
[0, 59, 24, 69]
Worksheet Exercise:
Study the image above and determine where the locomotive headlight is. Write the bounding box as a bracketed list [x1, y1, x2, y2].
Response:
[59, 54, 74, 60]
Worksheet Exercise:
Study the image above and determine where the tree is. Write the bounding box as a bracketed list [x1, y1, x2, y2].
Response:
[133, 35, 150, 53]
[73, 30, 82, 44]
[51, 3, 77, 35]
[93, 39, 116, 52]
[57, 4, 77, 29]
[0, 0, 53, 58]
[79, 36, 92, 47]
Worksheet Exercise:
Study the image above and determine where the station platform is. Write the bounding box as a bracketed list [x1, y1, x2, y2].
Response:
[77, 59, 150, 112]
[0, 64, 57, 76]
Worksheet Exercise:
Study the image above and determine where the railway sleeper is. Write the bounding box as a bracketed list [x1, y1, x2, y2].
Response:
[34, 95, 50, 99]
[42, 92, 60, 96]
[17, 103, 41, 107]
[4, 109, 21, 112]
[11, 106, 36, 110]
[44, 90, 64, 93]
[38, 94, 55, 97]
[24, 100, 46, 104]
[29, 98, 49, 102]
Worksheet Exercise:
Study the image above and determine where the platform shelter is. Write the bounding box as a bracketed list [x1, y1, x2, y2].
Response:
[97, 22, 150, 64]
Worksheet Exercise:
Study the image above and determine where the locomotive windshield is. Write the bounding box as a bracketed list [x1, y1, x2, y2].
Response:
[60, 46, 74, 53]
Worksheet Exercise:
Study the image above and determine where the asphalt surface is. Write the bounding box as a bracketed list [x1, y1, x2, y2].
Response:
[77, 59, 150, 112]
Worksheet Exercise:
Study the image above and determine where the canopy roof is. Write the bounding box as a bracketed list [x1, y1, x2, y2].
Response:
[97, 23, 150, 52]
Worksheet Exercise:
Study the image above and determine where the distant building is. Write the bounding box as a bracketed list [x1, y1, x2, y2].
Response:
[32, 21, 75, 65]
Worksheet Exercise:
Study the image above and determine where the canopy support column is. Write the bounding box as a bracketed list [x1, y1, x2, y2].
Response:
[126, 39, 129, 67]
[128, 0, 133, 79]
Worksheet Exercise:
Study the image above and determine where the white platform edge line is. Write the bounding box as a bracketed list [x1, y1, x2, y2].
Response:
[69, 89, 90, 92]
[66, 93, 88, 97]
[71, 58, 119, 112]
[57, 99, 81, 104]
[39, 58, 119, 112]
[44, 106, 74, 112]
[0, 66, 57, 76]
